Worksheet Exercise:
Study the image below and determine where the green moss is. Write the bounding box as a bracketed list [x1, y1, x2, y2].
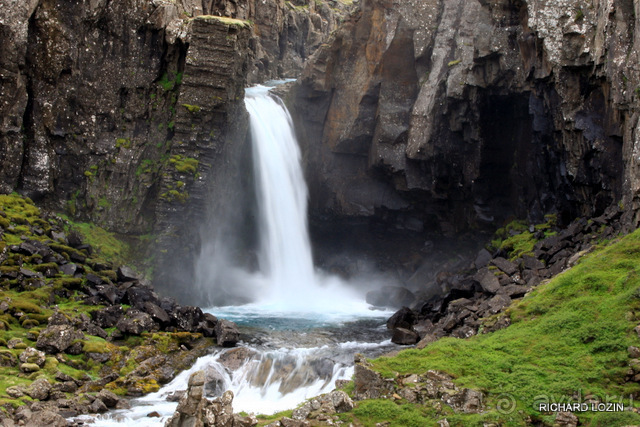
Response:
[160, 190, 189, 204]
[194, 15, 252, 28]
[115, 138, 132, 149]
[169, 155, 199, 175]
[48, 243, 86, 261]
[158, 72, 183, 91]
[181, 104, 201, 113]
[98, 197, 111, 209]
[59, 216, 130, 267]
[371, 229, 640, 425]
[82, 336, 113, 354]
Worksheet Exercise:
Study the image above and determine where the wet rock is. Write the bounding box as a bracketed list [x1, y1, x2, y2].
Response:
[391, 327, 419, 345]
[218, 347, 258, 371]
[215, 319, 240, 347]
[165, 371, 241, 427]
[366, 286, 415, 309]
[36, 324, 83, 354]
[204, 366, 226, 397]
[386, 307, 416, 330]
[90, 398, 108, 413]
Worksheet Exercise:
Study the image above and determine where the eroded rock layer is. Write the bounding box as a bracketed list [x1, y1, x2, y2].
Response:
[293, 0, 640, 233]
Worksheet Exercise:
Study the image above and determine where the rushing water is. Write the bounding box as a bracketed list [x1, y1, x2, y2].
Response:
[77, 84, 397, 426]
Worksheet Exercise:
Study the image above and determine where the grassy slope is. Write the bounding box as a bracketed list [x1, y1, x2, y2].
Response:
[354, 228, 640, 426]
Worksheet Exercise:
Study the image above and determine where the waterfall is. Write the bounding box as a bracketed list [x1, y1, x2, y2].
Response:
[245, 86, 316, 306]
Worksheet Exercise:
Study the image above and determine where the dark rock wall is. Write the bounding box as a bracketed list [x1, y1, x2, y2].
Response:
[0, 0, 348, 300]
[292, 0, 639, 232]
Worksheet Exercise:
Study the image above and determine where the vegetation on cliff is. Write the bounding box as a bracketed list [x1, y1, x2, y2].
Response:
[0, 194, 218, 419]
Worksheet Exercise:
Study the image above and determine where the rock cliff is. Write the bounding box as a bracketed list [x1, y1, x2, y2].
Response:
[0, 0, 350, 299]
[293, 0, 640, 233]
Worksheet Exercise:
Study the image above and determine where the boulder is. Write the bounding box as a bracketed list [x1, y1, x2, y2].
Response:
[352, 356, 393, 400]
[18, 347, 45, 367]
[474, 248, 492, 268]
[491, 257, 518, 276]
[172, 306, 204, 332]
[328, 390, 354, 413]
[126, 286, 159, 309]
[365, 286, 416, 309]
[218, 347, 258, 371]
[25, 378, 51, 400]
[92, 305, 125, 328]
[25, 410, 67, 427]
[115, 309, 155, 335]
[90, 398, 108, 413]
[386, 307, 416, 330]
[143, 302, 171, 325]
[117, 265, 141, 282]
[391, 327, 419, 345]
[215, 319, 240, 347]
[473, 268, 500, 294]
[36, 324, 83, 354]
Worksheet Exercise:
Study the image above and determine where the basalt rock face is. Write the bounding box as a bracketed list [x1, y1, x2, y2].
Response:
[205, 0, 354, 84]
[0, 0, 348, 301]
[0, 1, 253, 289]
[293, 0, 640, 233]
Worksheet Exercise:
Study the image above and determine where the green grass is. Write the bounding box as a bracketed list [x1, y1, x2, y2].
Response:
[370, 228, 640, 425]
[490, 216, 557, 260]
[60, 215, 130, 267]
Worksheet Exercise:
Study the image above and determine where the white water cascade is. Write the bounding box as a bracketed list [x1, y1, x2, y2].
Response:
[245, 86, 315, 305]
[217, 85, 374, 315]
[76, 84, 396, 426]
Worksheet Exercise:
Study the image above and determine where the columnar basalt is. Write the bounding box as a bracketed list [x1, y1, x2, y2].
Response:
[293, 0, 640, 233]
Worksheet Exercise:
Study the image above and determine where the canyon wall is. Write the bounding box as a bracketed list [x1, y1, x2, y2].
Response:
[0, 0, 349, 298]
[293, 0, 640, 233]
